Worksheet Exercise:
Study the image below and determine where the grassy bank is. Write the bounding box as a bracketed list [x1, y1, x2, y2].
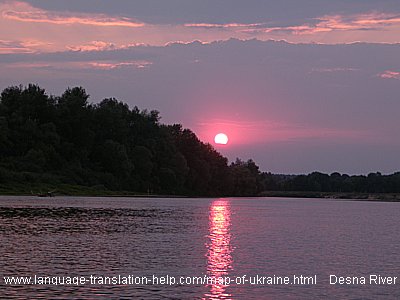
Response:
[0, 183, 191, 198]
[0, 183, 139, 197]
[1, 183, 400, 201]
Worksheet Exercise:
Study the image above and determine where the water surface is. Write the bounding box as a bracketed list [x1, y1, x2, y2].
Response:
[1, 196, 399, 299]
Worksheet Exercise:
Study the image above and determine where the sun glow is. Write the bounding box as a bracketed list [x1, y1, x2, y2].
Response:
[214, 133, 228, 145]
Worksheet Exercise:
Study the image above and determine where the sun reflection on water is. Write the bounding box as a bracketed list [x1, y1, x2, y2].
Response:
[204, 199, 233, 300]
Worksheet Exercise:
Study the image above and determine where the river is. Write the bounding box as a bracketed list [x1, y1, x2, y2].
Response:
[0, 196, 399, 299]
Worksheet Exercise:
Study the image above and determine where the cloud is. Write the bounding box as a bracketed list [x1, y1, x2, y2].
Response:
[378, 70, 400, 80]
[67, 41, 117, 52]
[311, 67, 359, 73]
[244, 12, 400, 35]
[184, 22, 330, 35]
[0, 38, 52, 53]
[188, 12, 400, 37]
[2, 2, 400, 54]
[2, 1, 144, 27]
[0, 39, 32, 53]
[3, 60, 152, 71]
[87, 61, 152, 70]
[184, 22, 267, 29]
[67, 41, 146, 52]
[314, 12, 400, 31]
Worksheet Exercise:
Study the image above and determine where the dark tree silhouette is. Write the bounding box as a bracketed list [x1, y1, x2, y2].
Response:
[1, 84, 399, 197]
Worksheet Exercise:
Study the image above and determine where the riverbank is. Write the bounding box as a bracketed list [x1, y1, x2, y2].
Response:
[0, 183, 149, 197]
[259, 191, 400, 201]
[1, 183, 400, 201]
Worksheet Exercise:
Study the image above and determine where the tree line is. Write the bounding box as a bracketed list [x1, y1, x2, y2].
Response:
[0, 84, 261, 196]
[261, 171, 400, 193]
[0, 84, 399, 196]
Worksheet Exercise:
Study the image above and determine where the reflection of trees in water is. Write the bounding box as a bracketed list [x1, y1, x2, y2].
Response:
[204, 199, 233, 300]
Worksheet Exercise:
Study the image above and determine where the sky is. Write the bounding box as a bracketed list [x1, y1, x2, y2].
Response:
[1, 0, 400, 174]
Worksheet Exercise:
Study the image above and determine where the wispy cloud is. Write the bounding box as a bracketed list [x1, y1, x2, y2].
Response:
[67, 41, 117, 52]
[88, 61, 152, 70]
[2, 60, 152, 71]
[378, 70, 400, 80]
[311, 67, 359, 73]
[184, 22, 267, 29]
[2, 1, 144, 27]
[187, 12, 400, 37]
[313, 12, 400, 31]
[67, 41, 145, 52]
[0, 38, 51, 53]
[0, 39, 32, 53]
[244, 12, 400, 35]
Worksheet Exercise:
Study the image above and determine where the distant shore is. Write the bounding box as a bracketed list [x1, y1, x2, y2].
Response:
[259, 191, 400, 202]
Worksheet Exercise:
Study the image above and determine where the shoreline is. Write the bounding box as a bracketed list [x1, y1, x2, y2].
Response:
[0, 186, 400, 202]
[259, 191, 400, 202]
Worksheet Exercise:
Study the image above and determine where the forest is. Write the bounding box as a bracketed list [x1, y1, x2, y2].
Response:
[0, 84, 399, 197]
[0, 84, 260, 196]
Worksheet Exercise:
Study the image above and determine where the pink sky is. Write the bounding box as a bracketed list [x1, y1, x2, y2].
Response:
[2, 1, 400, 54]
[1, 0, 400, 174]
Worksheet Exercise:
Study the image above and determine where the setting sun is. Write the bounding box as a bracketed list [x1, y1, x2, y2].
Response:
[214, 133, 229, 145]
